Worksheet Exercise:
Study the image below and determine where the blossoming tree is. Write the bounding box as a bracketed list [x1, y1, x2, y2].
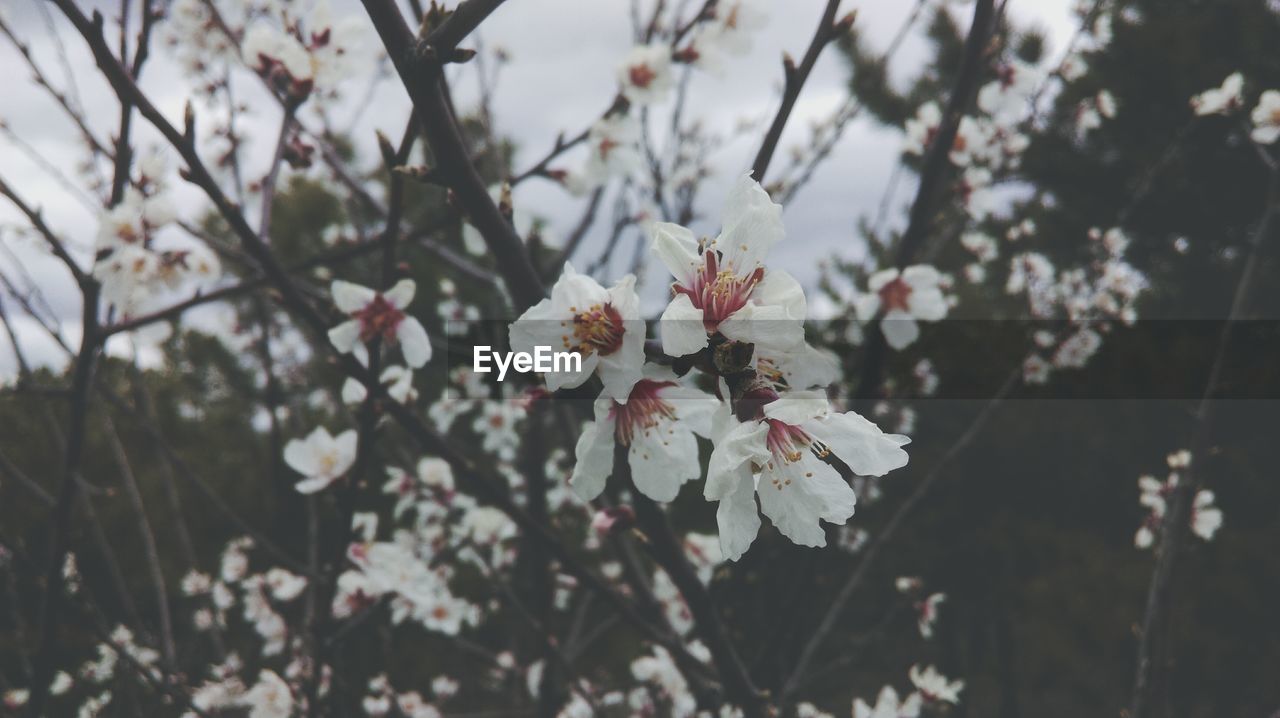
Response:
[0, 0, 1278, 717]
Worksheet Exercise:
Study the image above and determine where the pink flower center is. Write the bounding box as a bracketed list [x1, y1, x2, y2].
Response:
[878, 276, 913, 313]
[609, 380, 678, 445]
[598, 136, 619, 159]
[675, 251, 765, 332]
[765, 419, 813, 465]
[629, 63, 657, 88]
[354, 293, 406, 343]
[569, 302, 626, 356]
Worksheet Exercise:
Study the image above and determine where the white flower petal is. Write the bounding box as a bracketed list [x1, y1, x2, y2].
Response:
[396, 317, 432, 368]
[331, 280, 375, 313]
[805, 411, 910, 477]
[383, 279, 416, 309]
[706, 420, 770, 500]
[651, 222, 701, 285]
[570, 415, 616, 501]
[715, 470, 761, 562]
[328, 320, 361, 353]
[659, 293, 710, 357]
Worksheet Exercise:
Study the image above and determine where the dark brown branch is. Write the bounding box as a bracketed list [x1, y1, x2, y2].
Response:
[27, 282, 100, 717]
[360, 0, 546, 311]
[853, 0, 995, 409]
[749, 0, 850, 184]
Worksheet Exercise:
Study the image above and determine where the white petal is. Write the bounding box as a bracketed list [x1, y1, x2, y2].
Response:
[752, 268, 807, 320]
[880, 311, 920, 350]
[333, 429, 358, 474]
[867, 268, 900, 293]
[341, 378, 367, 404]
[854, 294, 882, 322]
[706, 420, 770, 500]
[331, 280, 375, 313]
[396, 317, 432, 368]
[569, 416, 616, 501]
[718, 303, 804, 351]
[714, 203, 783, 274]
[663, 385, 720, 437]
[509, 297, 563, 355]
[757, 456, 855, 547]
[902, 265, 940, 288]
[545, 351, 598, 392]
[659, 293, 710, 357]
[651, 222, 701, 284]
[715, 470, 761, 562]
[328, 320, 362, 353]
[383, 279, 416, 309]
[283, 438, 319, 477]
[805, 411, 910, 477]
[550, 263, 609, 315]
[629, 422, 701, 501]
[762, 391, 829, 425]
[907, 288, 948, 322]
[294, 476, 335, 494]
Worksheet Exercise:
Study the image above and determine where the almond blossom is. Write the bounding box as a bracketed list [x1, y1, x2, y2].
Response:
[1190, 72, 1244, 116]
[853, 686, 923, 718]
[902, 102, 942, 156]
[569, 368, 719, 502]
[706, 391, 910, 560]
[977, 61, 1039, 122]
[1250, 89, 1280, 144]
[284, 426, 357, 494]
[618, 44, 674, 106]
[1134, 459, 1223, 549]
[916, 592, 945, 638]
[508, 263, 645, 401]
[573, 114, 643, 190]
[328, 279, 432, 369]
[908, 664, 964, 705]
[855, 265, 949, 350]
[240, 670, 293, 718]
[241, 0, 365, 101]
[652, 174, 806, 357]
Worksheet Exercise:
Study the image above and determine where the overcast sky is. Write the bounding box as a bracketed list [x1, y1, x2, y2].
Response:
[0, 0, 1077, 379]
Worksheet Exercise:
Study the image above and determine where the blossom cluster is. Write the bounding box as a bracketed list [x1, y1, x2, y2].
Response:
[508, 175, 911, 562]
[1134, 450, 1223, 550]
[93, 151, 221, 316]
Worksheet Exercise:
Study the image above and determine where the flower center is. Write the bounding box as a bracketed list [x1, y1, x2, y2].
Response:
[598, 136, 619, 159]
[629, 63, 656, 88]
[354, 294, 406, 343]
[676, 251, 764, 331]
[609, 380, 678, 445]
[569, 302, 625, 356]
[764, 419, 813, 465]
[878, 276, 913, 313]
[317, 451, 340, 477]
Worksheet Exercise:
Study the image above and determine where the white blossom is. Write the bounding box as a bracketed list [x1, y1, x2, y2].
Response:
[509, 263, 645, 402]
[1190, 72, 1244, 116]
[855, 265, 949, 350]
[328, 279, 432, 369]
[1249, 89, 1280, 144]
[652, 175, 806, 357]
[706, 391, 910, 560]
[569, 367, 719, 502]
[284, 426, 358, 494]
